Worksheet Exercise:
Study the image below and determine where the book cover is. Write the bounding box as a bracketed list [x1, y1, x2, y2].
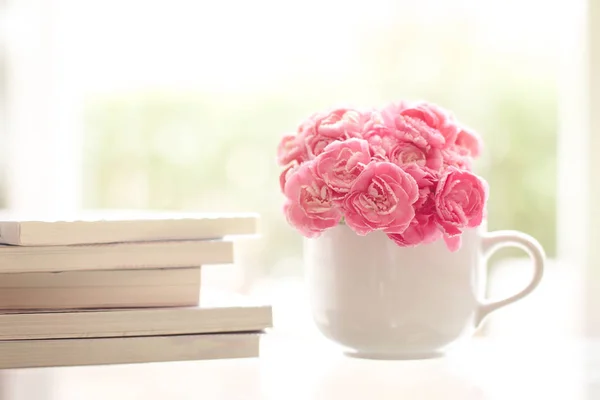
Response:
[0, 211, 259, 246]
[0, 239, 233, 274]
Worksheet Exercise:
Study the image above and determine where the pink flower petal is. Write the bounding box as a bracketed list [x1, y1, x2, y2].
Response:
[343, 162, 419, 235]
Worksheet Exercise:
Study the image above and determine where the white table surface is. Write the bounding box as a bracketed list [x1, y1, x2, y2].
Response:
[0, 330, 591, 400]
[0, 267, 589, 400]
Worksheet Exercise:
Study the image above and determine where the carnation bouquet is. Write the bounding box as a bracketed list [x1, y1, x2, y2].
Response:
[276, 101, 488, 252]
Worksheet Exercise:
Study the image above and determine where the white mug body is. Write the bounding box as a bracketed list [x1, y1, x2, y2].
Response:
[304, 223, 544, 359]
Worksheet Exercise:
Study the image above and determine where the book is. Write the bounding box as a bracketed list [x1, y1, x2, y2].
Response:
[0, 239, 233, 274]
[0, 211, 259, 246]
[0, 304, 273, 340]
[0, 267, 201, 310]
[0, 332, 262, 369]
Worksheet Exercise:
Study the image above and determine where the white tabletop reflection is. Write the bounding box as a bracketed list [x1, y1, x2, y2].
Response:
[0, 331, 588, 400]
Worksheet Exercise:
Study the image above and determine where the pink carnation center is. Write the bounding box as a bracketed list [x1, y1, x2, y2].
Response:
[299, 181, 333, 213]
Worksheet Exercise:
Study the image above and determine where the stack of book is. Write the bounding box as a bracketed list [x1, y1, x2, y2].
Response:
[0, 212, 272, 369]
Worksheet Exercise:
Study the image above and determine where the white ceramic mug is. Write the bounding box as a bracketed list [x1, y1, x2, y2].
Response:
[303, 223, 545, 359]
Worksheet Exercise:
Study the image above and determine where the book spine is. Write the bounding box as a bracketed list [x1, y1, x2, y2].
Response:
[0, 333, 260, 369]
[0, 267, 201, 310]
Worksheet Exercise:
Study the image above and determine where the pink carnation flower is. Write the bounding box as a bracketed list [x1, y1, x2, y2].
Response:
[434, 167, 488, 237]
[387, 214, 441, 247]
[387, 165, 441, 246]
[277, 134, 307, 166]
[365, 130, 427, 167]
[283, 161, 342, 237]
[279, 162, 299, 193]
[277, 99, 489, 252]
[442, 148, 473, 171]
[455, 127, 483, 158]
[364, 102, 459, 157]
[397, 102, 459, 148]
[314, 108, 367, 138]
[404, 165, 438, 210]
[315, 138, 371, 201]
[298, 108, 369, 159]
[425, 147, 444, 171]
[343, 161, 419, 235]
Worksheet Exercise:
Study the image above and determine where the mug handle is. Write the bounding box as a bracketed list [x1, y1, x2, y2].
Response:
[474, 230, 546, 327]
